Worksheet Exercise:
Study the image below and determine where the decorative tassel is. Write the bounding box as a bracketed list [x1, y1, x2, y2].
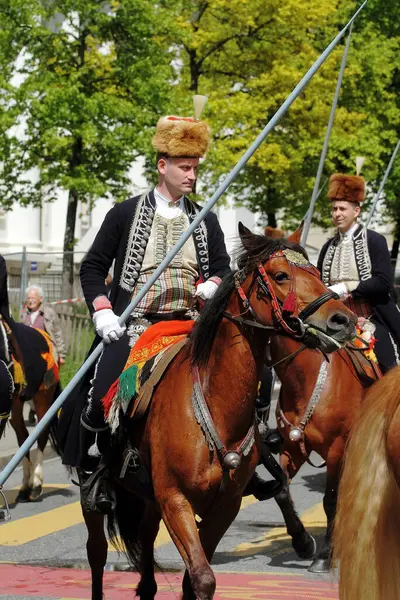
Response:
[102, 379, 119, 418]
[107, 402, 120, 435]
[282, 291, 296, 314]
[88, 433, 101, 457]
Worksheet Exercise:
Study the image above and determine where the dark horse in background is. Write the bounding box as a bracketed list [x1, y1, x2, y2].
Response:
[79, 224, 356, 600]
[0, 318, 61, 501]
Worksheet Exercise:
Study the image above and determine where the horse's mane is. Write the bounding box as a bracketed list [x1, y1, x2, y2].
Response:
[190, 232, 308, 367]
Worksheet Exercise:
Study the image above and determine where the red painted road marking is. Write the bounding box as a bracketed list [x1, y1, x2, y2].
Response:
[0, 564, 338, 599]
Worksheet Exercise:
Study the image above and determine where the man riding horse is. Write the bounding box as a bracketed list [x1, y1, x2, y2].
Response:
[59, 101, 279, 513]
[318, 171, 400, 373]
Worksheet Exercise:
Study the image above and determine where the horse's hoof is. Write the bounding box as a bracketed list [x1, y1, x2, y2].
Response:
[308, 557, 332, 573]
[15, 488, 32, 503]
[29, 485, 43, 501]
[293, 534, 317, 559]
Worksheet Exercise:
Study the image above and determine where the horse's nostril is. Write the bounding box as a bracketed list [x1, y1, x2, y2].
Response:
[328, 312, 350, 330]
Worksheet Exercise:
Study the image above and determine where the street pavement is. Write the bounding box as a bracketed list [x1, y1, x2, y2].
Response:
[0, 395, 339, 600]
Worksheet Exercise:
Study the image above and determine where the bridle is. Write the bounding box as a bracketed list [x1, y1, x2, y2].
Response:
[223, 249, 339, 343]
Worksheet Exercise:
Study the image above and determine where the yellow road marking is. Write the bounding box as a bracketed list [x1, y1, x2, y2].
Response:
[0, 486, 274, 550]
[0, 500, 83, 546]
[108, 496, 259, 551]
[229, 501, 327, 557]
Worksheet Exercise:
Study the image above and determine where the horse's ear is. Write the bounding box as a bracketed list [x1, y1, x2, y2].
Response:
[238, 222, 254, 249]
[287, 221, 304, 245]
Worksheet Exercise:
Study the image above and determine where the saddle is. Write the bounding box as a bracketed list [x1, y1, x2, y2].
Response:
[102, 320, 194, 432]
[129, 337, 188, 420]
[339, 342, 382, 388]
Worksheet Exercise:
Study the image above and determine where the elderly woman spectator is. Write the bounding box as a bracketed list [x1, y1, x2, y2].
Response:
[22, 285, 67, 366]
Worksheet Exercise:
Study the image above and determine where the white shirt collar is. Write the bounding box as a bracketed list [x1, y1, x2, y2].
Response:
[339, 222, 358, 241]
[154, 187, 184, 219]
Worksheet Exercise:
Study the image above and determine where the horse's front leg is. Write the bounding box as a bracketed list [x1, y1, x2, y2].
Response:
[308, 441, 342, 573]
[82, 508, 107, 600]
[160, 490, 216, 600]
[274, 449, 317, 560]
[181, 493, 243, 600]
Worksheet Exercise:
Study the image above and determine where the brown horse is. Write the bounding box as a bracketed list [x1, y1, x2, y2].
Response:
[1, 320, 61, 501]
[333, 364, 400, 600]
[81, 224, 356, 600]
[268, 332, 378, 572]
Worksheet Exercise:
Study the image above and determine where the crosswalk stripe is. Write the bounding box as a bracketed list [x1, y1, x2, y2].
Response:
[0, 500, 83, 546]
[107, 494, 259, 551]
[0, 488, 259, 548]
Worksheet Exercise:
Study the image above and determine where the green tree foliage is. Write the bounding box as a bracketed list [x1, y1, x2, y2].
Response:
[157, 1, 356, 224]
[160, 0, 400, 251]
[0, 0, 172, 294]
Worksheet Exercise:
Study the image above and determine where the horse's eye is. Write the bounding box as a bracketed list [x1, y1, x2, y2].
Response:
[274, 272, 289, 283]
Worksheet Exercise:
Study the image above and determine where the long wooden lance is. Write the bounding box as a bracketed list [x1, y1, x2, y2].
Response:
[0, 0, 368, 492]
[365, 139, 400, 228]
[301, 23, 354, 247]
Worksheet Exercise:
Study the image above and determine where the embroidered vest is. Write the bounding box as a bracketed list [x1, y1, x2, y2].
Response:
[321, 225, 372, 287]
[119, 193, 210, 294]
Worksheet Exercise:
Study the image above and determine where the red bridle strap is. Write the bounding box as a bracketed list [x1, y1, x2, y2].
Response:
[257, 262, 299, 336]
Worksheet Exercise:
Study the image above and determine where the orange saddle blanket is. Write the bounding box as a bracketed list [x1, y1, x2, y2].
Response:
[102, 320, 194, 432]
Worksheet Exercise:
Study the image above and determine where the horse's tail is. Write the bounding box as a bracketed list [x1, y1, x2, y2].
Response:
[107, 481, 146, 571]
[333, 368, 400, 600]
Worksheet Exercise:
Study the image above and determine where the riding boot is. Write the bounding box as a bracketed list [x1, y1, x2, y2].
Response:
[262, 426, 284, 455]
[243, 471, 283, 501]
[256, 396, 283, 455]
[79, 417, 114, 514]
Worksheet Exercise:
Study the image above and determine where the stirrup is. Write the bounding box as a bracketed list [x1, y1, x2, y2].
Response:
[78, 463, 115, 515]
[0, 486, 11, 522]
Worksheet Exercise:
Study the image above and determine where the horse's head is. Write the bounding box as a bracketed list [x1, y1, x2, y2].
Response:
[236, 224, 357, 353]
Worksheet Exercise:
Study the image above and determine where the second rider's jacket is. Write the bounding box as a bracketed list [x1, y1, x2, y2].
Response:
[318, 224, 400, 346]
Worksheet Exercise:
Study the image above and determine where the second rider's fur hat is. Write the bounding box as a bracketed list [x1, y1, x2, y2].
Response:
[328, 157, 366, 204]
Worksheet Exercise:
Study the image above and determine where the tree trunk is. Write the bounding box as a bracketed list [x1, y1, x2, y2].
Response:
[267, 212, 277, 228]
[62, 188, 79, 299]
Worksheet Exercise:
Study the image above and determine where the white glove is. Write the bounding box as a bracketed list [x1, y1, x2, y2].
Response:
[92, 309, 126, 344]
[328, 282, 349, 300]
[195, 280, 219, 300]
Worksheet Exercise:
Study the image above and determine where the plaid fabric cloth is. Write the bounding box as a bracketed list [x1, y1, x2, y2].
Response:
[132, 268, 196, 316]
[345, 296, 373, 319]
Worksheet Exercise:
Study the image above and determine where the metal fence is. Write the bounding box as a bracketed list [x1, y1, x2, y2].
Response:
[55, 305, 93, 363]
[3, 248, 94, 363]
[3, 248, 87, 308]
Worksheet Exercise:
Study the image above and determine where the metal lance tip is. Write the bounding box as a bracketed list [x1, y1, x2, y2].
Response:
[223, 452, 241, 470]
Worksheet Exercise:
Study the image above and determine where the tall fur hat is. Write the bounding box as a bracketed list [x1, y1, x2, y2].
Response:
[152, 95, 210, 158]
[152, 116, 210, 158]
[264, 225, 285, 239]
[328, 173, 365, 204]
